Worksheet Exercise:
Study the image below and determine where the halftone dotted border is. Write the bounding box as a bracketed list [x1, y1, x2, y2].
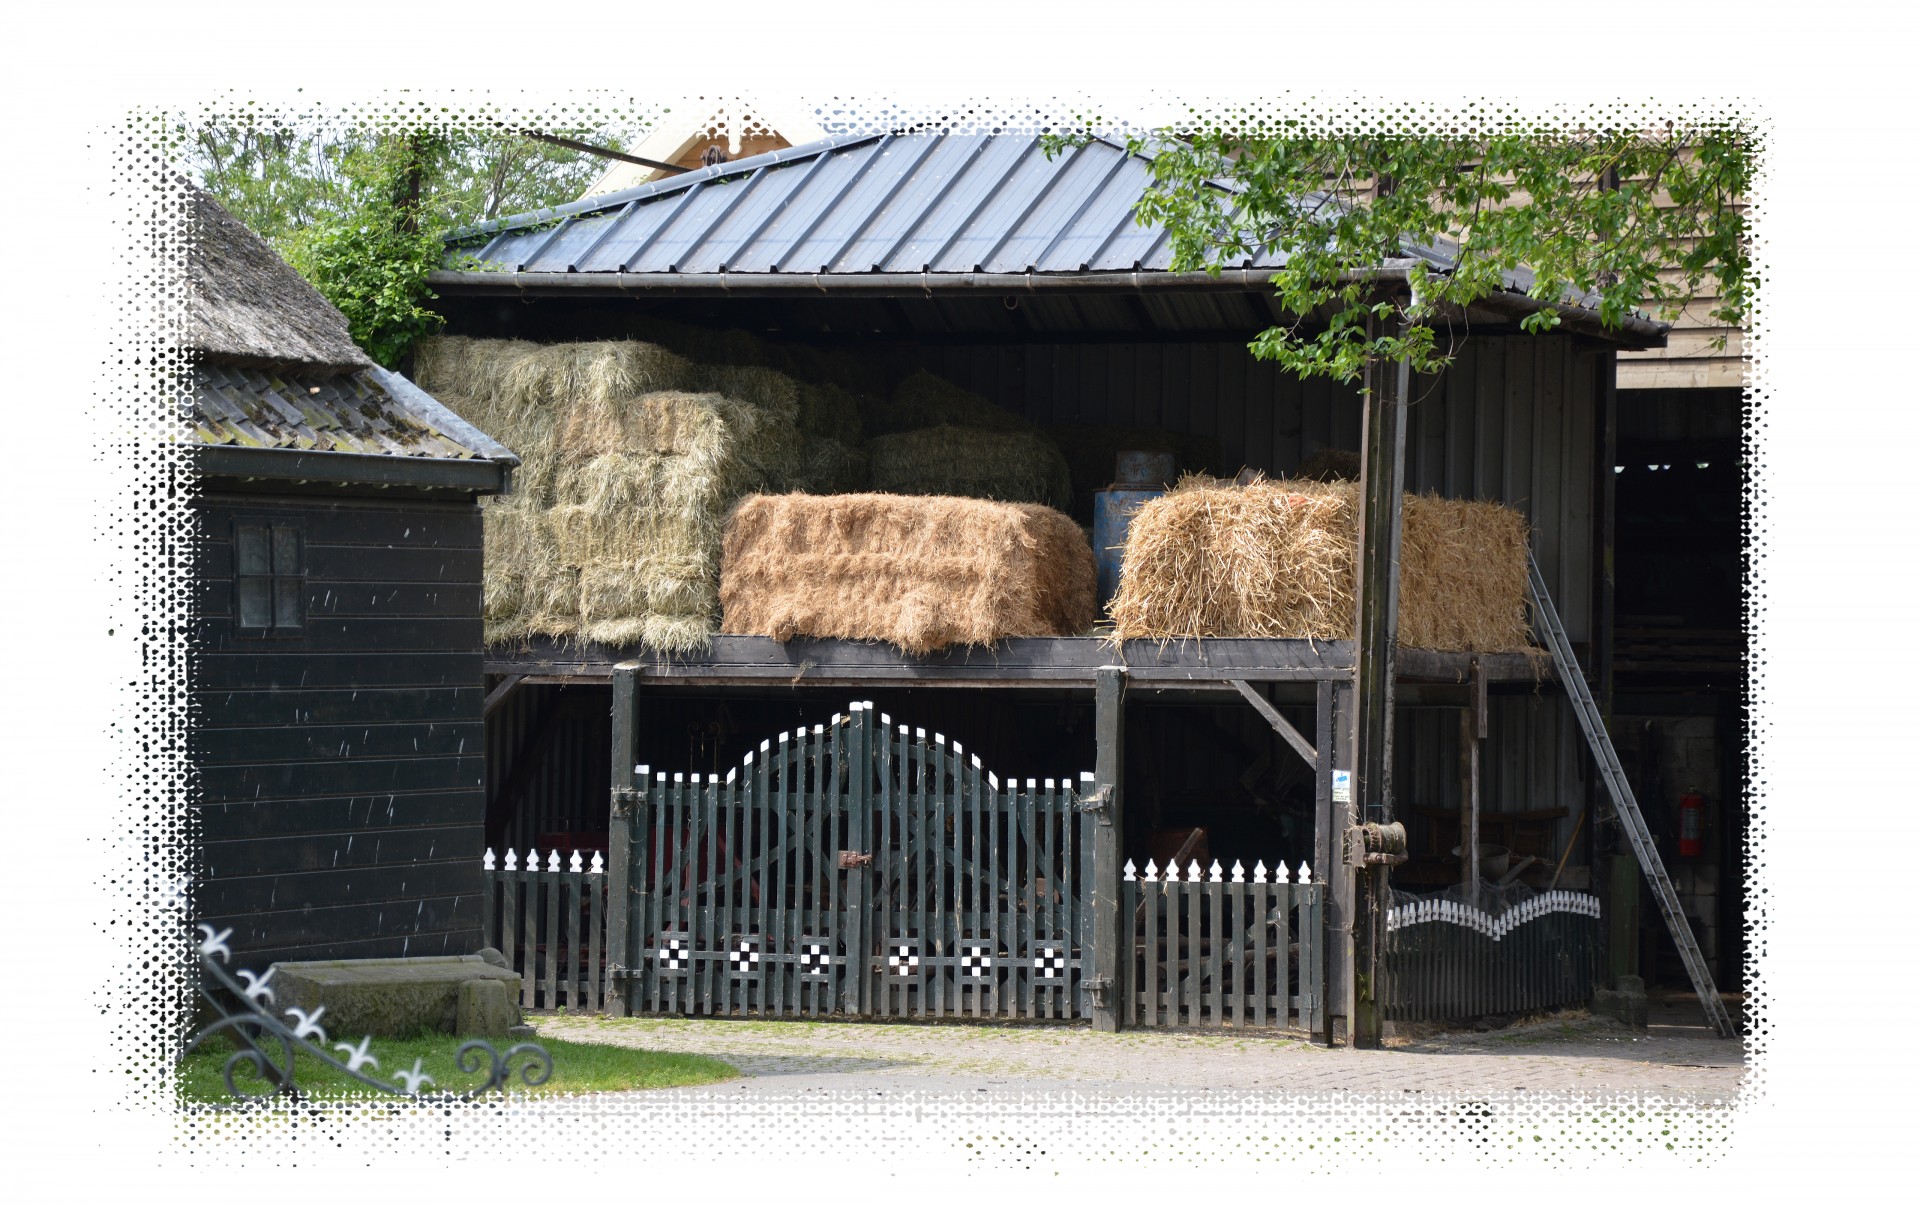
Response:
[103, 91, 1764, 1175]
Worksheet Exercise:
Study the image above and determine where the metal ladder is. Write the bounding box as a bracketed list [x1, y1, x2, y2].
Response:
[1527, 552, 1737, 1039]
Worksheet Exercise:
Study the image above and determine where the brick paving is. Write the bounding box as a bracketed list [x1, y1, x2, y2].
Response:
[534, 1006, 1745, 1104]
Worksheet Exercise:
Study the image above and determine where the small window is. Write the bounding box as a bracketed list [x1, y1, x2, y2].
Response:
[234, 521, 304, 634]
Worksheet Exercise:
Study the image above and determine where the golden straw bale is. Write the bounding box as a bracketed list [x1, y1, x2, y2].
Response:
[867, 425, 1073, 509]
[1108, 479, 1534, 652]
[720, 493, 1098, 655]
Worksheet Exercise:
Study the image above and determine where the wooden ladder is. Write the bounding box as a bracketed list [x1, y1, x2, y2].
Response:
[1528, 552, 1737, 1039]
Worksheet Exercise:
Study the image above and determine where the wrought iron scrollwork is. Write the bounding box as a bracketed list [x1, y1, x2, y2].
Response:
[179, 922, 551, 1107]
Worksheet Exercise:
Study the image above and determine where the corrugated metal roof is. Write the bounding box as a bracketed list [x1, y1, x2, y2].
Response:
[190, 363, 510, 462]
[447, 133, 1331, 277]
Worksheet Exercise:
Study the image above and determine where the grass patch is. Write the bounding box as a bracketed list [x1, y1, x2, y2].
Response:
[177, 1031, 736, 1105]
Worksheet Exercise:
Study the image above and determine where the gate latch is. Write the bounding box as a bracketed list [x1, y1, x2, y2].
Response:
[1074, 786, 1114, 824]
[1082, 974, 1113, 1009]
[611, 786, 644, 817]
[1344, 822, 1408, 868]
[838, 850, 873, 869]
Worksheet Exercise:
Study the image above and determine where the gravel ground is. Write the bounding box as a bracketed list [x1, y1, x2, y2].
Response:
[532, 1008, 1745, 1104]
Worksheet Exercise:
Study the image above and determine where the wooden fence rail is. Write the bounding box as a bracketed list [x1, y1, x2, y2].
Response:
[1120, 857, 1323, 1032]
[481, 847, 607, 1013]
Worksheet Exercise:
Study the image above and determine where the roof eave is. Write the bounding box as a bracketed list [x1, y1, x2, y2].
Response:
[193, 444, 515, 495]
[425, 265, 1670, 349]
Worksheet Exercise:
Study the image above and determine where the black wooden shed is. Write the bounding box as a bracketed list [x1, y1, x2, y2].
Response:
[424, 131, 1695, 1035]
[185, 187, 518, 967]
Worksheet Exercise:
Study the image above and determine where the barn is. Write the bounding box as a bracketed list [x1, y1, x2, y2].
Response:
[417, 130, 1720, 1040]
[185, 186, 519, 968]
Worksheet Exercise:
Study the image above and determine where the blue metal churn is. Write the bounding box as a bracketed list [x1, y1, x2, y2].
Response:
[1092, 450, 1177, 605]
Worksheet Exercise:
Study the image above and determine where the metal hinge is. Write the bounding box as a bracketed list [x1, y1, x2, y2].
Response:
[1074, 786, 1114, 824]
[611, 786, 644, 816]
[1081, 974, 1113, 1009]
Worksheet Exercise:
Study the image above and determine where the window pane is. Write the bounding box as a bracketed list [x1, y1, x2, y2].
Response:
[235, 525, 269, 575]
[271, 525, 301, 575]
[237, 577, 271, 628]
[273, 579, 303, 629]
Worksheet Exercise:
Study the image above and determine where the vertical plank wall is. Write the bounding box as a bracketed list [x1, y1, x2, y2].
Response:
[189, 490, 489, 968]
[925, 334, 1599, 849]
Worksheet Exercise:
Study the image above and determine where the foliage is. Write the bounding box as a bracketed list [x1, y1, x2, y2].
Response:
[175, 1029, 736, 1103]
[184, 121, 626, 365]
[1048, 122, 1751, 382]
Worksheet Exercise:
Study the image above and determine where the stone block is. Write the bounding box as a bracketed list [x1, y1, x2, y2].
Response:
[456, 977, 520, 1038]
[267, 955, 524, 1038]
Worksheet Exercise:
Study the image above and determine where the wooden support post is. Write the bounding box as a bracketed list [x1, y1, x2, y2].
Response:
[1090, 665, 1128, 1033]
[1349, 313, 1411, 1051]
[1312, 677, 1337, 1046]
[1459, 657, 1483, 904]
[1325, 678, 1357, 1043]
[606, 664, 639, 1016]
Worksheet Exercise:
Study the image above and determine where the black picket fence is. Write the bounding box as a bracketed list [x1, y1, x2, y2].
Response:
[481, 847, 609, 1013]
[1383, 889, 1602, 1021]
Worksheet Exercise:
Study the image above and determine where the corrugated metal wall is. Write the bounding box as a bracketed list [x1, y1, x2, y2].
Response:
[925, 333, 1598, 847]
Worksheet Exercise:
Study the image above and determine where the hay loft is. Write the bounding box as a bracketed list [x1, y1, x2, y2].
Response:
[720, 493, 1098, 656]
[415, 336, 867, 652]
[1108, 477, 1534, 652]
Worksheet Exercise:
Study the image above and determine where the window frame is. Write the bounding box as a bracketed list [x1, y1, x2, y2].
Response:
[232, 519, 306, 638]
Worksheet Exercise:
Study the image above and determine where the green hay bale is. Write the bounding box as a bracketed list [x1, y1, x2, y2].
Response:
[866, 425, 1073, 509]
[862, 371, 1035, 438]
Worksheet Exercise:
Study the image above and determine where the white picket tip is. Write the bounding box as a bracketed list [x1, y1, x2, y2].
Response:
[483, 848, 495, 871]
[569, 850, 583, 873]
[1277, 862, 1291, 884]
[1298, 861, 1312, 884]
[1143, 858, 1159, 882]
[1188, 859, 1203, 882]
[1230, 860, 1245, 883]
[1123, 859, 1137, 882]
[589, 851, 604, 874]
[1208, 859, 1223, 883]
[504, 849, 518, 871]
[546, 849, 559, 872]
[1252, 860, 1268, 884]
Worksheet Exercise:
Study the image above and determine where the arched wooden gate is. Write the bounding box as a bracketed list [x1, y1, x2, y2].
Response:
[608, 701, 1093, 1020]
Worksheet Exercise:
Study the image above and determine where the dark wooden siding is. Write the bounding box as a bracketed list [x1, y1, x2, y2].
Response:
[190, 490, 488, 967]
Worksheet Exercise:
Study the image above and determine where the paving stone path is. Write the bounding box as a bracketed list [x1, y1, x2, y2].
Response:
[535, 1010, 1745, 1104]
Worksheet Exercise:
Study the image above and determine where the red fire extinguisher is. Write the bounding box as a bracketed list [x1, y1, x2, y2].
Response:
[1677, 789, 1708, 859]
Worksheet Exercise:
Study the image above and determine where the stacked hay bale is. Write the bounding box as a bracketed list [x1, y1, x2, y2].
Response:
[1108, 475, 1534, 652]
[721, 493, 1098, 655]
[414, 336, 862, 652]
[861, 372, 1073, 509]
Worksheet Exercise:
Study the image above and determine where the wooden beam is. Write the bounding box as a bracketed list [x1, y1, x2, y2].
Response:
[605, 665, 639, 1017]
[1089, 665, 1128, 1034]
[1348, 309, 1411, 1052]
[1311, 678, 1336, 1046]
[1227, 679, 1318, 771]
[482, 673, 526, 717]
